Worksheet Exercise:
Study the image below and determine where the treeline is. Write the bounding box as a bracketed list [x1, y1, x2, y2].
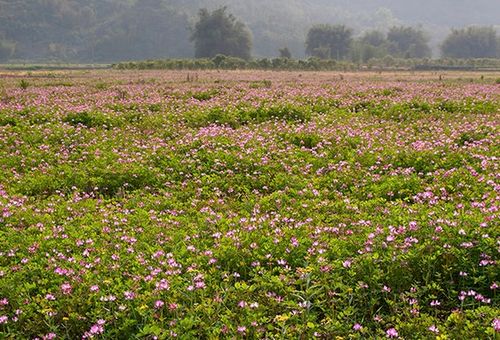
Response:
[306, 25, 500, 62]
[307, 25, 432, 62]
[185, 8, 499, 64]
[113, 55, 500, 71]
[0, 1, 499, 63]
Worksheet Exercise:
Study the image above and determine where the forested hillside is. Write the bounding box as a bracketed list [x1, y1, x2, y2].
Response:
[0, 0, 498, 62]
[0, 0, 192, 61]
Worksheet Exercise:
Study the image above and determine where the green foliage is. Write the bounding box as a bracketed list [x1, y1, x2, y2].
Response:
[114, 57, 500, 71]
[0, 112, 18, 126]
[186, 103, 312, 128]
[113, 57, 358, 71]
[19, 79, 29, 90]
[285, 132, 322, 149]
[249, 80, 272, 89]
[62, 111, 115, 128]
[0, 70, 498, 339]
[211, 54, 248, 69]
[191, 89, 219, 101]
[191, 7, 253, 60]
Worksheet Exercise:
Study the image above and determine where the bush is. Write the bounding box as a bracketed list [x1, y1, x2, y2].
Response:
[19, 79, 30, 90]
[62, 111, 116, 128]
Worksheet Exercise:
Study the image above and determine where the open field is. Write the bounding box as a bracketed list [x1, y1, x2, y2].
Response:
[0, 70, 499, 338]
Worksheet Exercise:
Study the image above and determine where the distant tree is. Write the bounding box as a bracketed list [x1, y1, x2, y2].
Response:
[191, 7, 252, 60]
[387, 26, 431, 58]
[441, 26, 498, 58]
[305, 24, 353, 60]
[279, 47, 292, 59]
[351, 30, 389, 63]
[360, 30, 387, 47]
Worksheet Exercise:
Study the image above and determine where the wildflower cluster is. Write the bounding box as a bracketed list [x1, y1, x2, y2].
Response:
[0, 70, 498, 338]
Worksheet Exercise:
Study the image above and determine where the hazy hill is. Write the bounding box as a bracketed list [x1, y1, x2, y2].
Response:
[176, 0, 499, 57]
[0, 0, 498, 61]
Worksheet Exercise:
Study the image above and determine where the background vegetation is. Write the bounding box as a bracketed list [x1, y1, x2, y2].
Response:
[0, 0, 499, 62]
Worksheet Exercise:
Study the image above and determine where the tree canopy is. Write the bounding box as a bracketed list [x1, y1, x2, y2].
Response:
[441, 26, 498, 59]
[305, 25, 353, 60]
[350, 30, 390, 63]
[191, 7, 252, 60]
[387, 26, 431, 58]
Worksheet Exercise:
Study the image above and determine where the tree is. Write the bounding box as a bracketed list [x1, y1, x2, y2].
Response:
[387, 26, 431, 58]
[279, 47, 292, 59]
[191, 7, 252, 60]
[351, 30, 389, 62]
[305, 24, 353, 60]
[360, 30, 387, 47]
[441, 26, 498, 59]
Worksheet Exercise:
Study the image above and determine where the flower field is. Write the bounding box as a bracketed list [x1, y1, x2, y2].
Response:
[0, 70, 499, 339]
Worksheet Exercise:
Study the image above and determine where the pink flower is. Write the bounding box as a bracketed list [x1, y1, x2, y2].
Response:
[430, 300, 441, 307]
[386, 328, 398, 338]
[428, 325, 439, 334]
[408, 221, 418, 230]
[155, 279, 170, 291]
[124, 291, 136, 300]
[90, 285, 99, 293]
[154, 300, 164, 309]
[0, 315, 7, 324]
[90, 324, 104, 334]
[45, 294, 56, 301]
[493, 318, 500, 332]
[195, 281, 206, 289]
[83, 320, 106, 338]
[342, 260, 352, 268]
[353, 323, 362, 331]
[60, 283, 72, 295]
